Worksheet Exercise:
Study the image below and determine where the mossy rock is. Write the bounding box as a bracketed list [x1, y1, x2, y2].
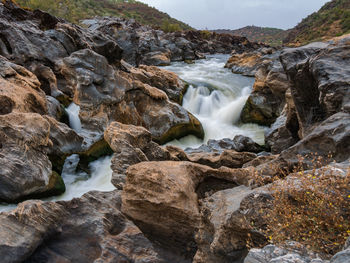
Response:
[155, 112, 204, 145]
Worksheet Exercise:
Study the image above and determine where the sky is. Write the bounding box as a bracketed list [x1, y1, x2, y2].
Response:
[138, 0, 330, 30]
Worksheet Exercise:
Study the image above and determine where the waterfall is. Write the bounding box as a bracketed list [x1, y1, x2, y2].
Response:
[66, 103, 82, 133]
[164, 54, 266, 149]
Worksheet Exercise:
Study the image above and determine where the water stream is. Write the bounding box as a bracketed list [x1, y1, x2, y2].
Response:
[164, 54, 266, 149]
[0, 54, 265, 212]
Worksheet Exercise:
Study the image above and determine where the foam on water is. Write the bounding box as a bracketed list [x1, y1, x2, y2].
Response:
[164, 54, 266, 149]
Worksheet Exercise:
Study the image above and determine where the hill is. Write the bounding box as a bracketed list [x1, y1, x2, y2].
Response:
[214, 26, 288, 46]
[14, 0, 192, 31]
[283, 0, 350, 46]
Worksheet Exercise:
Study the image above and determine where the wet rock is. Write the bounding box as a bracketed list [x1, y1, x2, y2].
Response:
[0, 113, 65, 202]
[225, 48, 275, 77]
[240, 51, 288, 126]
[125, 64, 188, 103]
[194, 186, 271, 263]
[44, 116, 84, 173]
[0, 191, 167, 263]
[141, 51, 171, 66]
[279, 112, 350, 167]
[104, 122, 170, 189]
[121, 161, 244, 258]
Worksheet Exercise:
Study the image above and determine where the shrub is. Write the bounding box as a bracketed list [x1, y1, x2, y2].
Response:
[263, 156, 350, 256]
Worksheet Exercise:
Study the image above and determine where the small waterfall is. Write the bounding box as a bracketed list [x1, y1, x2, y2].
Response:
[47, 155, 115, 202]
[164, 54, 266, 149]
[66, 103, 82, 133]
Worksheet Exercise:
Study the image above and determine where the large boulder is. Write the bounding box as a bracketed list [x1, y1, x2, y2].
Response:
[194, 186, 271, 263]
[104, 122, 171, 189]
[0, 191, 169, 263]
[121, 161, 247, 258]
[0, 113, 65, 202]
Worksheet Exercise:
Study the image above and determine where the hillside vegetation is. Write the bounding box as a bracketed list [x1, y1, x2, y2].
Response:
[214, 26, 288, 46]
[283, 0, 350, 45]
[14, 0, 192, 31]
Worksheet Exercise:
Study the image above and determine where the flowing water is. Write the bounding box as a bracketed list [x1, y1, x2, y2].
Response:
[164, 54, 266, 149]
[0, 54, 265, 212]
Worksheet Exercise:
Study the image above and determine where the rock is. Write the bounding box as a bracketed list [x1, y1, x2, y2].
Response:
[331, 238, 350, 263]
[194, 186, 272, 263]
[125, 64, 188, 103]
[242, 155, 278, 168]
[0, 113, 65, 202]
[0, 190, 169, 263]
[104, 122, 170, 189]
[279, 42, 331, 138]
[187, 150, 257, 169]
[46, 95, 68, 122]
[121, 161, 245, 258]
[117, 83, 204, 144]
[82, 17, 265, 66]
[0, 55, 47, 115]
[186, 135, 265, 154]
[244, 243, 327, 263]
[58, 49, 204, 145]
[44, 116, 84, 173]
[279, 112, 350, 167]
[225, 48, 275, 77]
[141, 51, 171, 66]
[240, 51, 288, 126]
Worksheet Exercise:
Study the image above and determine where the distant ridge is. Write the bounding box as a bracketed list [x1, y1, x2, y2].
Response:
[214, 26, 288, 47]
[14, 0, 193, 31]
[283, 0, 350, 46]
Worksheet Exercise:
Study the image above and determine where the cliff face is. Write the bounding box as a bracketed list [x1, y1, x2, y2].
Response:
[283, 0, 350, 46]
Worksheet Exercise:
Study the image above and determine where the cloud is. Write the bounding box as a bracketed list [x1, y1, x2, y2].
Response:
[138, 0, 330, 30]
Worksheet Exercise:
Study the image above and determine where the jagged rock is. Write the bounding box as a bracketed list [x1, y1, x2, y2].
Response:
[44, 116, 84, 173]
[186, 135, 265, 155]
[240, 51, 288, 126]
[0, 112, 65, 202]
[244, 243, 327, 263]
[82, 17, 264, 66]
[225, 47, 275, 76]
[187, 150, 257, 169]
[104, 122, 170, 189]
[0, 191, 169, 263]
[279, 112, 350, 167]
[0, 55, 47, 115]
[121, 161, 247, 258]
[124, 64, 188, 103]
[194, 186, 271, 263]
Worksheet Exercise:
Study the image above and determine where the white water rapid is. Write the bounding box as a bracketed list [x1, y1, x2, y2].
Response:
[164, 54, 266, 149]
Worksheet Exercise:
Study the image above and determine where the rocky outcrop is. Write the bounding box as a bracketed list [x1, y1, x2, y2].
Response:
[0, 190, 170, 263]
[82, 17, 264, 66]
[225, 47, 275, 77]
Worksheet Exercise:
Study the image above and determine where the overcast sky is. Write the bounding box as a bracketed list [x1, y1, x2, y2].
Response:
[138, 0, 330, 30]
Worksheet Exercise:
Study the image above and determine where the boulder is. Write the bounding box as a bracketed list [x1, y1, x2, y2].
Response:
[104, 122, 170, 189]
[194, 186, 271, 263]
[125, 64, 188, 103]
[121, 161, 246, 258]
[0, 191, 168, 263]
[0, 113, 65, 202]
[225, 48, 275, 77]
[240, 51, 288, 126]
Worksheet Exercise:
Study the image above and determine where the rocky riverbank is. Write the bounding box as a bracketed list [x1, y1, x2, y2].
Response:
[0, 0, 349, 262]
